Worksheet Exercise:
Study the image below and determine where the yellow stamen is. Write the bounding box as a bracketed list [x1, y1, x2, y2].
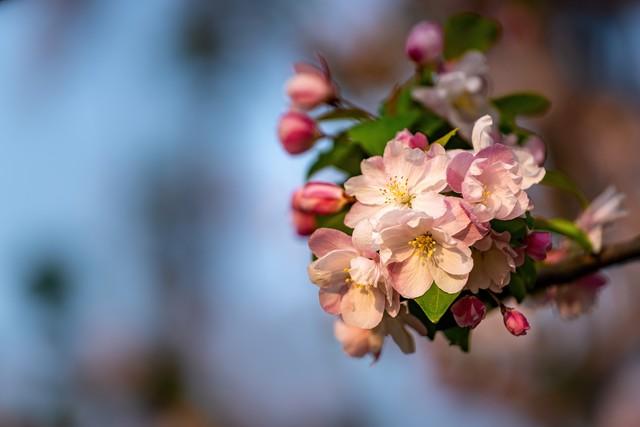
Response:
[381, 176, 414, 207]
[409, 233, 437, 259]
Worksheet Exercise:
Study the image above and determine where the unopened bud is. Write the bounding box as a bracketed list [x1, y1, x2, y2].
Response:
[451, 295, 486, 329]
[278, 111, 320, 155]
[405, 21, 443, 65]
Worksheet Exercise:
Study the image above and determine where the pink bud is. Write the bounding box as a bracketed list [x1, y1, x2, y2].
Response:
[525, 231, 552, 261]
[501, 307, 530, 336]
[292, 182, 348, 215]
[405, 21, 443, 65]
[392, 129, 428, 150]
[278, 111, 319, 155]
[451, 295, 486, 329]
[291, 207, 317, 237]
[285, 63, 336, 110]
[523, 136, 546, 166]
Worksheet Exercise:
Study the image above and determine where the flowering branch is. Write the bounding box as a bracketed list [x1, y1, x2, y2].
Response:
[535, 235, 640, 290]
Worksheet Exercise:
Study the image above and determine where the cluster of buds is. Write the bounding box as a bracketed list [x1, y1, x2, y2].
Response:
[278, 61, 337, 155]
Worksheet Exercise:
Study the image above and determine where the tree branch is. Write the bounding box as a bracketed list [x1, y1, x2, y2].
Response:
[535, 235, 640, 291]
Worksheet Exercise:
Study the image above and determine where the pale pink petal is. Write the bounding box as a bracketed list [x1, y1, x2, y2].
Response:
[349, 256, 379, 286]
[319, 286, 343, 314]
[471, 115, 495, 152]
[388, 255, 433, 298]
[344, 174, 385, 205]
[412, 192, 447, 219]
[433, 245, 473, 275]
[429, 263, 468, 293]
[308, 228, 353, 257]
[379, 224, 416, 264]
[344, 202, 382, 228]
[308, 249, 354, 288]
[352, 219, 377, 257]
[340, 286, 385, 329]
[447, 151, 474, 193]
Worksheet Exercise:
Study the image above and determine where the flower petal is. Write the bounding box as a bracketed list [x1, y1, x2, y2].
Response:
[308, 228, 353, 258]
[388, 255, 433, 298]
[429, 262, 468, 293]
[340, 286, 385, 329]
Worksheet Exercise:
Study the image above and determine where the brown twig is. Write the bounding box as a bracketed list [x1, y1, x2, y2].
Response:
[535, 235, 640, 290]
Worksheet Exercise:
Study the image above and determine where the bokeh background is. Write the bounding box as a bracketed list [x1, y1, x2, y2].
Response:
[0, 0, 639, 426]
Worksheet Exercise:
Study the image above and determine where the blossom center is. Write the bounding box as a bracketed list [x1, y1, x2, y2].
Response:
[409, 233, 437, 258]
[343, 267, 369, 288]
[381, 176, 414, 207]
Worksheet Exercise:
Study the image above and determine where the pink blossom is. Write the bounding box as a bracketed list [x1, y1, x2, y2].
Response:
[307, 225, 398, 329]
[446, 116, 545, 222]
[286, 62, 336, 110]
[334, 303, 428, 360]
[344, 140, 449, 228]
[451, 295, 486, 329]
[405, 21, 443, 65]
[278, 111, 320, 154]
[392, 129, 428, 150]
[436, 196, 489, 246]
[576, 187, 626, 253]
[548, 273, 607, 319]
[525, 231, 552, 261]
[292, 182, 348, 215]
[412, 52, 495, 138]
[466, 231, 518, 293]
[378, 211, 473, 298]
[501, 307, 530, 336]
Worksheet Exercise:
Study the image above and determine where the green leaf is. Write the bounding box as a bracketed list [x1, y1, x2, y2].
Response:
[306, 140, 365, 179]
[381, 84, 416, 117]
[493, 93, 551, 119]
[316, 210, 351, 235]
[509, 274, 527, 303]
[541, 170, 589, 208]
[534, 217, 593, 253]
[348, 111, 421, 156]
[442, 327, 470, 352]
[444, 13, 501, 59]
[432, 128, 458, 147]
[316, 108, 371, 122]
[490, 218, 528, 245]
[414, 285, 460, 324]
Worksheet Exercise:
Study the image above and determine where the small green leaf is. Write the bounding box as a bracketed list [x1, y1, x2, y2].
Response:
[541, 170, 589, 208]
[381, 84, 416, 117]
[444, 13, 501, 59]
[432, 128, 458, 147]
[348, 111, 421, 156]
[414, 285, 460, 324]
[442, 327, 470, 352]
[316, 108, 371, 122]
[316, 211, 351, 235]
[493, 93, 551, 118]
[306, 140, 365, 179]
[534, 217, 593, 253]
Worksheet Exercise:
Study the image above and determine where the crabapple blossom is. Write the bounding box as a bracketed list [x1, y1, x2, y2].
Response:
[525, 231, 552, 261]
[334, 303, 428, 360]
[576, 187, 626, 253]
[451, 295, 486, 329]
[501, 307, 530, 336]
[344, 139, 449, 228]
[466, 231, 518, 293]
[436, 196, 488, 246]
[413, 51, 496, 138]
[307, 225, 399, 329]
[378, 211, 473, 298]
[292, 182, 349, 215]
[286, 62, 336, 110]
[405, 21, 443, 65]
[447, 116, 545, 222]
[278, 111, 320, 154]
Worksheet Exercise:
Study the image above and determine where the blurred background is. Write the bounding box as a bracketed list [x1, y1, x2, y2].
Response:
[0, 0, 639, 426]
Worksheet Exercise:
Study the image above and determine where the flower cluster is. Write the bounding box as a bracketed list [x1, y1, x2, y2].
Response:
[277, 14, 625, 359]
